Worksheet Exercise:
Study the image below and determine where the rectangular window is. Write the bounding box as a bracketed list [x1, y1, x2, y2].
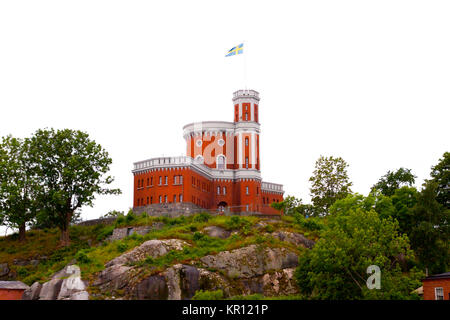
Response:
[180, 175, 183, 184]
[245, 138, 248, 146]
[165, 176, 168, 185]
[174, 176, 178, 185]
[246, 186, 249, 195]
[159, 195, 162, 203]
[150, 177, 153, 185]
[173, 194, 177, 203]
[159, 176, 162, 185]
[179, 194, 183, 202]
[223, 186, 226, 195]
[164, 195, 168, 203]
[245, 157, 249, 169]
[246, 204, 249, 211]
[435, 287, 444, 300]
[217, 186, 220, 195]
[150, 196, 153, 204]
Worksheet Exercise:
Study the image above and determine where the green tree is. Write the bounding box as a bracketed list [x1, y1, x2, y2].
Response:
[0, 136, 38, 241]
[309, 155, 352, 215]
[271, 195, 322, 217]
[409, 181, 449, 274]
[429, 152, 449, 209]
[296, 194, 423, 299]
[372, 168, 416, 197]
[29, 128, 121, 246]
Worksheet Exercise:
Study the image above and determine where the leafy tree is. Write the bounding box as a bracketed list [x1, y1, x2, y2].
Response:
[0, 136, 38, 241]
[372, 168, 416, 197]
[409, 181, 449, 274]
[295, 194, 423, 300]
[429, 152, 449, 209]
[271, 195, 322, 218]
[270, 196, 302, 216]
[28, 128, 121, 246]
[309, 156, 352, 215]
[390, 187, 418, 236]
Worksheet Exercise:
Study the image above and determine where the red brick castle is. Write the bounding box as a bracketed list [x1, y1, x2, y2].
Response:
[132, 89, 284, 215]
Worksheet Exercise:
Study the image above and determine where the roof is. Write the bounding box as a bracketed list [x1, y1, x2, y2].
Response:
[0, 281, 29, 290]
[423, 272, 450, 280]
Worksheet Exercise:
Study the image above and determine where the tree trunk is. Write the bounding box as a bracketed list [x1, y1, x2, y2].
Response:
[19, 222, 26, 242]
[60, 212, 72, 246]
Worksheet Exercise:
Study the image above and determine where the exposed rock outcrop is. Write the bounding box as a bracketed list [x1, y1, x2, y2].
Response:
[0, 263, 9, 278]
[199, 244, 298, 278]
[94, 239, 189, 293]
[106, 239, 189, 267]
[37, 265, 89, 300]
[271, 231, 315, 249]
[22, 282, 42, 300]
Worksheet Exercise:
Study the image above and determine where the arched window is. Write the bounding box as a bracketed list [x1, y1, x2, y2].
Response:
[217, 155, 226, 170]
[245, 138, 249, 146]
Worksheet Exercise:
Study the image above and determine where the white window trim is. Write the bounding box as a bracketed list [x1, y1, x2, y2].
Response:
[216, 154, 226, 170]
[435, 287, 444, 300]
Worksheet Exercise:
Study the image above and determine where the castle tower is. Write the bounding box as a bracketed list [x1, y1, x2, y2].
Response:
[232, 89, 260, 171]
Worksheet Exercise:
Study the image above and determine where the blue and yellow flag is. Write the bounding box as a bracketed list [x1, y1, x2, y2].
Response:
[225, 43, 243, 57]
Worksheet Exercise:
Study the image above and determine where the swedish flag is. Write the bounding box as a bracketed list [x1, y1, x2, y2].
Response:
[225, 43, 243, 57]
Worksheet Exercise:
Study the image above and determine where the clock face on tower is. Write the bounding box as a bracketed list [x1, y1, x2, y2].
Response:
[218, 139, 225, 146]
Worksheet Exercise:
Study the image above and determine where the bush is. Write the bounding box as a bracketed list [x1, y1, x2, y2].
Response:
[193, 212, 211, 223]
[264, 224, 275, 233]
[125, 211, 136, 223]
[75, 249, 92, 264]
[116, 242, 128, 253]
[193, 232, 205, 241]
[96, 225, 114, 242]
[225, 216, 252, 231]
[115, 216, 125, 227]
[192, 289, 224, 300]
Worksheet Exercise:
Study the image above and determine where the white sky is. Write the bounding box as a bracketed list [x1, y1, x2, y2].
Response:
[0, 1, 449, 234]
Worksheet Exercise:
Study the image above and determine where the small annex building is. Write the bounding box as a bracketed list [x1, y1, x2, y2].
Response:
[422, 272, 450, 300]
[0, 281, 29, 300]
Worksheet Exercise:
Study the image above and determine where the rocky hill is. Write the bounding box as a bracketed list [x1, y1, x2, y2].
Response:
[0, 212, 318, 300]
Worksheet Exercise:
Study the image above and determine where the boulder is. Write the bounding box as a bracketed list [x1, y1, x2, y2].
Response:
[39, 264, 89, 300]
[22, 282, 42, 300]
[272, 231, 315, 249]
[203, 226, 231, 239]
[57, 265, 88, 300]
[106, 239, 189, 267]
[93, 264, 133, 291]
[200, 245, 298, 279]
[39, 278, 63, 300]
[162, 264, 199, 300]
[0, 263, 9, 277]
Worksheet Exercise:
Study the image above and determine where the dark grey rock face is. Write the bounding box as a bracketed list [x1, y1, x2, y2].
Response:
[0, 263, 9, 278]
[22, 282, 42, 300]
[134, 275, 168, 300]
[180, 265, 200, 300]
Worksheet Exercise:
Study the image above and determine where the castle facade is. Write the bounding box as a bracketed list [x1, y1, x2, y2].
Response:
[132, 89, 284, 215]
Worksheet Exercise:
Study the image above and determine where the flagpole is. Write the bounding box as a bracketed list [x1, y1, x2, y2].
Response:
[243, 41, 247, 90]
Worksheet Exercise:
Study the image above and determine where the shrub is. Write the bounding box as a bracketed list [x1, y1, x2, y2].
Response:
[193, 212, 211, 223]
[115, 216, 125, 227]
[125, 211, 136, 223]
[75, 249, 92, 264]
[96, 225, 114, 242]
[264, 224, 275, 233]
[192, 289, 224, 300]
[193, 232, 205, 241]
[116, 242, 128, 253]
